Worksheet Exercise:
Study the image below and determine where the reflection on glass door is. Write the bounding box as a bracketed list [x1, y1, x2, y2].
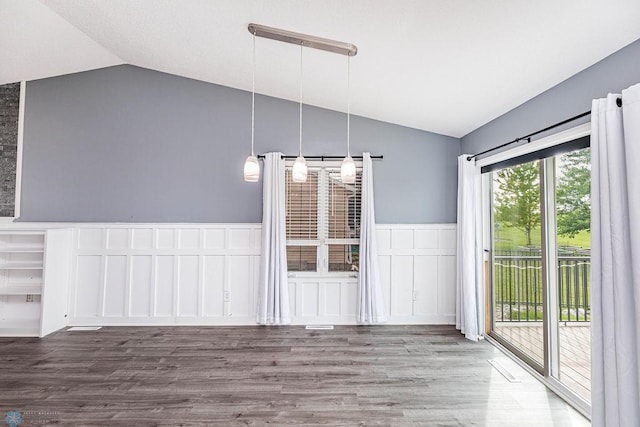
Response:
[554, 147, 591, 402]
[491, 159, 545, 369]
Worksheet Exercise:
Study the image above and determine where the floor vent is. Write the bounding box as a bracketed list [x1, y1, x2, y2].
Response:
[67, 326, 102, 331]
[488, 359, 520, 383]
[305, 325, 334, 330]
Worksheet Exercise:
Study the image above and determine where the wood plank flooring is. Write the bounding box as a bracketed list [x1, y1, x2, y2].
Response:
[0, 325, 589, 426]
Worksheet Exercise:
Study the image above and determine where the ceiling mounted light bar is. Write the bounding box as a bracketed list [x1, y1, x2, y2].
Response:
[248, 23, 357, 56]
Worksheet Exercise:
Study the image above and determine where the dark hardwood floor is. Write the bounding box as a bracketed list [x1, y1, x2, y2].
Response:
[0, 325, 588, 426]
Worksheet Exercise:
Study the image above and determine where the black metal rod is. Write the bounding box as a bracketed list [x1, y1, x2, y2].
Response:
[466, 136, 533, 163]
[256, 154, 383, 160]
[467, 110, 590, 161]
[466, 95, 622, 162]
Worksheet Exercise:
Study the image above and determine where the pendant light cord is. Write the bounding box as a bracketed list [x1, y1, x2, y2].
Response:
[347, 55, 351, 157]
[251, 33, 256, 156]
[299, 44, 303, 157]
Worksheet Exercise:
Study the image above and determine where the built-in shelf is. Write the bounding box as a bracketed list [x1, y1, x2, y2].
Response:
[0, 262, 44, 270]
[0, 247, 45, 253]
[0, 284, 42, 295]
[0, 319, 40, 337]
[0, 231, 45, 236]
[0, 228, 72, 337]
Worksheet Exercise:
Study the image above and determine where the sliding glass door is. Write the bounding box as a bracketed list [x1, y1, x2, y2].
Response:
[491, 159, 545, 370]
[554, 147, 591, 402]
[487, 143, 591, 404]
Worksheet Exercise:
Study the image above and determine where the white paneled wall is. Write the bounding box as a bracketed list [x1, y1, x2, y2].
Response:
[72, 225, 260, 325]
[288, 278, 359, 324]
[377, 224, 457, 324]
[70, 224, 456, 326]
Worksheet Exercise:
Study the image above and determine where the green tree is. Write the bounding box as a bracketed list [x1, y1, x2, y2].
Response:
[557, 148, 591, 238]
[494, 161, 540, 246]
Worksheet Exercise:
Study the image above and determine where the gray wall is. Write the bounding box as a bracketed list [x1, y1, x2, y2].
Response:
[21, 65, 459, 223]
[462, 38, 640, 155]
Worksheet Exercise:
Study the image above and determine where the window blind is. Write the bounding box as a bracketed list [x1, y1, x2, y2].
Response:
[285, 169, 319, 239]
[326, 170, 362, 239]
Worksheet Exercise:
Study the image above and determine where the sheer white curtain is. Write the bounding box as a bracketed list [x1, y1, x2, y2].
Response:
[357, 152, 387, 323]
[591, 84, 640, 426]
[456, 155, 483, 341]
[256, 152, 291, 325]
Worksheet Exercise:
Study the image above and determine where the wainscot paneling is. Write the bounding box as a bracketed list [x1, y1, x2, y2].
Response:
[71, 224, 261, 326]
[68, 224, 455, 326]
[377, 224, 456, 324]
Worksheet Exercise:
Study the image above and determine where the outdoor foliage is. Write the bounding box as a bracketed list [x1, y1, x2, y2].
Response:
[492, 149, 592, 324]
[557, 149, 591, 237]
[494, 161, 540, 246]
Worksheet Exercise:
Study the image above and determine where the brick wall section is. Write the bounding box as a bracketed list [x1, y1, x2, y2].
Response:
[0, 82, 20, 217]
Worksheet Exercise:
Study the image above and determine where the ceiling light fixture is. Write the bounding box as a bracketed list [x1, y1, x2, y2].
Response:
[246, 24, 360, 180]
[341, 55, 356, 184]
[243, 31, 260, 182]
[248, 24, 357, 56]
[291, 44, 307, 183]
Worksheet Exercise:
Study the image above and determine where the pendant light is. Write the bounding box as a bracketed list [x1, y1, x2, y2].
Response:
[243, 32, 260, 182]
[291, 44, 308, 183]
[341, 55, 356, 184]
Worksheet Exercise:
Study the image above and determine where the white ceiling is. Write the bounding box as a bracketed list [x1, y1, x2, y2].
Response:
[0, 0, 122, 85]
[2, 1, 640, 137]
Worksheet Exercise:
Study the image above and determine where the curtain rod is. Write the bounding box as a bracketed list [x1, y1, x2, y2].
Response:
[466, 97, 622, 162]
[257, 155, 383, 160]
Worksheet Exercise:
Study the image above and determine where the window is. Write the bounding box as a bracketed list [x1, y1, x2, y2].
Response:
[286, 165, 362, 274]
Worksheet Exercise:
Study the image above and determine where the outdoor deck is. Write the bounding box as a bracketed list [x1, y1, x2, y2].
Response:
[494, 323, 591, 402]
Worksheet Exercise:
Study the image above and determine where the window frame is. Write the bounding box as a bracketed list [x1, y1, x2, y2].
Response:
[285, 160, 362, 278]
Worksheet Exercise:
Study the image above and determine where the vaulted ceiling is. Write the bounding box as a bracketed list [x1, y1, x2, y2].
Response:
[2, 0, 639, 137]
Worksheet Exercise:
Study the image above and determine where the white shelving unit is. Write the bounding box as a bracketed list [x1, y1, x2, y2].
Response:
[0, 229, 72, 337]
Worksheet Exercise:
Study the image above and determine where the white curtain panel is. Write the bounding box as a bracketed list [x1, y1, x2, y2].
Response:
[256, 152, 291, 325]
[455, 155, 484, 341]
[591, 84, 640, 426]
[357, 152, 387, 323]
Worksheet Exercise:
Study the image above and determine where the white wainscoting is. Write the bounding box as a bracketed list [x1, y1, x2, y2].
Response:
[72, 224, 261, 326]
[377, 224, 457, 324]
[69, 223, 456, 326]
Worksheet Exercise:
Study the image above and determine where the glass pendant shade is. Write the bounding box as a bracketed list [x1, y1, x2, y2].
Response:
[292, 155, 308, 183]
[243, 155, 260, 182]
[340, 155, 356, 184]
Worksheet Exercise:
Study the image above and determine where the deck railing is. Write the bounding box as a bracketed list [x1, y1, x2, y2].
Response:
[494, 254, 590, 322]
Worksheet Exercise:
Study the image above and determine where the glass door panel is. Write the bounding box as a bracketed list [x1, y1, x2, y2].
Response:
[491, 159, 545, 369]
[554, 147, 591, 402]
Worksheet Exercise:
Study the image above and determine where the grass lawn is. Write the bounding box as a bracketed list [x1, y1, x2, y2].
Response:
[494, 226, 590, 251]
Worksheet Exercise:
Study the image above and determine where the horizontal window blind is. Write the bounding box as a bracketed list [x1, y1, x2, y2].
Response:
[286, 170, 319, 240]
[326, 170, 362, 239]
